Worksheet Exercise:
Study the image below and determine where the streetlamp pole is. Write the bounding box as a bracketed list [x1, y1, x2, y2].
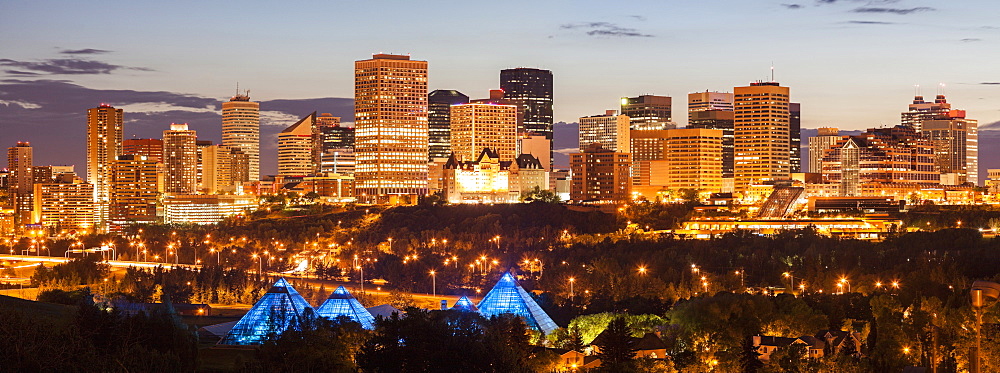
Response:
[569, 277, 575, 299]
[430, 270, 436, 297]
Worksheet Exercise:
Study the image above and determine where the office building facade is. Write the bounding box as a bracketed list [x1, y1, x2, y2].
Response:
[428, 90, 469, 160]
[87, 104, 124, 230]
[621, 95, 673, 130]
[222, 92, 260, 181]
[733, 82, 790, 192]
[163, 123, 198, 194]
[450, 103, 518, 163]
[579, 110, 630, 153]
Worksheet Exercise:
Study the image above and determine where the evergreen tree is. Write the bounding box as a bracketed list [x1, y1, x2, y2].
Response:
[594, 316, 637, 371]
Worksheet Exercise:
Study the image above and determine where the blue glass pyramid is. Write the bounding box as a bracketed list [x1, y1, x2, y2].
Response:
[219, 278, 314, 345]
[451, 295, 479, 312]
[477, 272, 558, 334]
[315, 286, 376, 330]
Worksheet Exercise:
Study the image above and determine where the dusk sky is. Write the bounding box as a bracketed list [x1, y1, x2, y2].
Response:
[2, 0, 999, 174]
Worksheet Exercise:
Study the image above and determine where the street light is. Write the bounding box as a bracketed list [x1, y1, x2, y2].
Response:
[430, 270, 436, 297]
[568, 277, 575, 298]
[637, 266, 647, 275]
[735, 270, 745, 291]
[970, 280, 1000, 373]
[838, 277, 851, 294]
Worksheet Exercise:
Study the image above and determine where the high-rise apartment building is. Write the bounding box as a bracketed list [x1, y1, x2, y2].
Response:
[202, 145, 248, 194]
[688, 91, 734, 114]
[163, 123, 198, 194]
[7, 142, 33, 226]
[500, 68, 553, 167]
[924, 114, 978, 185]
[87, 104, 124, 231]
[902, 95, 952, 132]
[312, 113, 355, 175]
[222, 92, 260, 181]
[733, 82, 790, 192]
[123, 138, 164, 161]
[579, 110, 631, 153]
[110, 154, 161, 227]
[354, 54, 429, 203]
[32, 182, 94, 231]
[278, 112, 316, 176]
[789, 103, 802, 173]
[428, 90, 469, 160]
[570, 143, 631, 204]
[807, 127, 840, 174]
[621, 95, 673, 130]
[450, 103, 518, 163]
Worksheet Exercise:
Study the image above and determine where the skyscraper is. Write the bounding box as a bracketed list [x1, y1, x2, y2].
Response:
[278, 112, 316, 176]
[222, 92, 260, 181]
[500, 68, 553, 165]
[450, 103, 518, 163]
[122, 138, 164, 161]
[902, 95, 951, 132]
[579, 110, 630, 153]
[7, 142, 32, 226]
[201, 145, 248, 194]
[620, 95, 673, 130]
[354, 54, 429, 204]
[807, 127, 840, 174]
[924, 114, 978, 185]
[110, 154, 161, 227]
[312, 113, 355, 175]
[733, 82, 790, 192]
[570, 143, 631, 204]
[688, 92, 735, 179]
[87, 104, 124, 231]
[163, 123, 198, 194]
[428, 90, 469, 160]
[789, 103, 802, 173]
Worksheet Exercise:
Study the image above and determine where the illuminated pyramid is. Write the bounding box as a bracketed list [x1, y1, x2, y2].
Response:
[451, 295, 479, 312]
[219, 278, 314, 345]
[315, 286, 376, 330]
[477, 272, 558, 334]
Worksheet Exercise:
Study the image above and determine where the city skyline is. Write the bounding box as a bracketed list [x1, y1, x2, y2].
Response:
[2, 1, 999, 174]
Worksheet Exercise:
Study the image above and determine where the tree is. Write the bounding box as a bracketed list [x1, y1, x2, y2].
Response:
[521, 186, 560, 203]
[594, 316, 637, 371]
[738, 336, 764, 373]
[254, 314, 369, 373]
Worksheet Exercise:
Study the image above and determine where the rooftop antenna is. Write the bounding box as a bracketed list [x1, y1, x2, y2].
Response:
[236, 82, 240, 97]
[939, 82, 946, 96]
[770, 63, 774, 82]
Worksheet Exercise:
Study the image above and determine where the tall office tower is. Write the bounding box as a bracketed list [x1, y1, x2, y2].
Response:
[570, 143, 631, 203]
[87, 104, 124, 231]
[195, 140, 213, 192]
[202, 145, 248, 194]
[733, 81, 790, 192]
[110, 154, 162, 227]
[354, 54, 429, 203]
[807, 127, 840, 174]
[520, 134, 551, 172]
[162, 123, 198, 194]
[428, 90, 469, 160]
[789, 103, 801, 173]
[663, 128, 724, 191]
[902, 95, 952, 131]
[923, 113, 978, 185]
[278, 112, 316, 176]
[688, 91, 735, 178]
[222, 91, 261, 181]
[621, 95, 673, 130]
[688, 91, 734, 114]
[123, 138, 164, 160]
[500, 68, 553, 165]
[312, 113, 355, 175]
[32, 182, 94, 231]
[32, 165, 78, 184]
[7, 142, 33, 226]
[819, 126, 937, 190]
[579, 110, 631, 152]
[450, 102, 518, 162]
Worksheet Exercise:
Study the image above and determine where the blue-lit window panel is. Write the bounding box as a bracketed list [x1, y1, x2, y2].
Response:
[219, 278, 314, 345]
[477, 272, 559, 335]
[315, 286, 376, 330]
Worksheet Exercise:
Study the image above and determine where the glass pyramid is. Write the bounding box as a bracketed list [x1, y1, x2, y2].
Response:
[451, 295, 479, 312]
[477, 272, 559, 334]
[219, 278, 314, 345]
[315, 286, 376, 330]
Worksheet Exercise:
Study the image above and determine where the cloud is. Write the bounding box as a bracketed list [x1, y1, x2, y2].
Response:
[560, 22, 653, 38]
[961, 38, 982, 42]
[782, 4, 803, 9]
[0, 58, 152, 75]
[628, 15, 646, 21]
[981, 82, 1000, 85]
[59, 48, 111, 55]
[980, 120, 1000, 130]
[3, 70, 41, 76]
[851, 7, 934, 15]
[845, 20, 896, 25]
